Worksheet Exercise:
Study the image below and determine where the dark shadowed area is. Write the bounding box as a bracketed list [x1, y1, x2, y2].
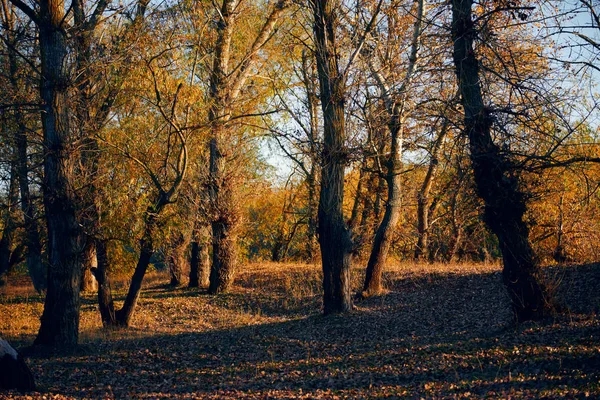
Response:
[1, 262, 599, 399]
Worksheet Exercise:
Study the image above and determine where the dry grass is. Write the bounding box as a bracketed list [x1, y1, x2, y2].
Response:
[0, 261, 599, 399]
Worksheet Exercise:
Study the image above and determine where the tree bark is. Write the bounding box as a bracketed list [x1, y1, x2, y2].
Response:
[451, 0, 548, 321]
[168, 233, 186, 287]
[206, 0, 289, 292]
[80, 241, 98, 292]
[189, 225, 210, 288]
[361, 125, 402, 297]
[94, 238, 116, 326]
[34, 0, 85, 348]
[312, 0, 353, 314]
[115, 202, 164, 326]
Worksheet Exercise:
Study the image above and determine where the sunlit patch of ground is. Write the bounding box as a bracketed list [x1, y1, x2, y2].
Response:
[0, 261, 598, 399]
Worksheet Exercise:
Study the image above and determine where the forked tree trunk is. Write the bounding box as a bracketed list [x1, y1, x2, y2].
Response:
[206, 0, 289, 292]
[451, 0, 548, 321]
[34, 3, 85, 347]
[362, 0, 423, 296]
[206, 0, 237, 294]
[312, 0, 353, 314]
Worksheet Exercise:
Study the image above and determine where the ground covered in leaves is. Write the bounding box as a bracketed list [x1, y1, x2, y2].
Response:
[1, 261, 599, 399]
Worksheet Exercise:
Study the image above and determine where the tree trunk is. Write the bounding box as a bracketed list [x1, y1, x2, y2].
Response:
[362, 0, 423, 295]
[361, 123, 402, 297]
[415, 119, 447, 261]
[168, 234, 186, 287]
[114, 204, 162, 326]
[312, 0, 353, 314]
[451, 0, 548, 321]
[189, 241, 200, 288]
[34, 1, 85, 348]
[81, 241, 98, 292]
[189, 226, 210, 288]
[94, 238, 116, 326]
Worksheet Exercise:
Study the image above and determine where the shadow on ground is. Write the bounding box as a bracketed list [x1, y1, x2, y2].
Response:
[2, 263, 600, 399]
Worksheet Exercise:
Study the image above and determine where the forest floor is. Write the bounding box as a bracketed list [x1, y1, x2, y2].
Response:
[1, 261, 599, 399]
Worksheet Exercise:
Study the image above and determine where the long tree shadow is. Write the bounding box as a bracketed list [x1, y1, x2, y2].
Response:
[6, 263, 599, 398]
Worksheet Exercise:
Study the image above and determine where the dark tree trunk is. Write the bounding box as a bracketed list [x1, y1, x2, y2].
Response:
[189, 241, 200, 288]
[451, 0, 548, 321]
[114, 204, 163, 326]
[361, 131, 402, 297]
[34, 1, 85, 348]
[206, 1, 238, 294]
[206, 129, 238, 293]
[94, 238, 116, 326]
[312, 0, 353, 314]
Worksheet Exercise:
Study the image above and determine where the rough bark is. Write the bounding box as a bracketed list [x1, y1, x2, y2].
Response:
[312, 0, 353, 314]
[168, 234, 186, 287]
[189, 225, 210, 288]
[361, 128, 402, 297]
[451, 0, 549, 321]
[30, 0, 85, 349]
[80, 241, 98, 292]
[207, 0, 289, 293]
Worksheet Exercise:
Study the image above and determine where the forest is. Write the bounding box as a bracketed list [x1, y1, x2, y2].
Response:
[0, 0, 599, 398]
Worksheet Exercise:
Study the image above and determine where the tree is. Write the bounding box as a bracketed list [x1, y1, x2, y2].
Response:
[360, 0, 424, 297]
[0, 1, 45, 291]
[450, 0, 550, 321]
[206, 0, 291, 293]
[6, 0, 89, 348]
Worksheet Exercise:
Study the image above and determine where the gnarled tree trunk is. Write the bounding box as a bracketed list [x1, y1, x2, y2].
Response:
[312, 0, 353, 314]
[451, 0, 549, 321]
[34, 2, 85, 348]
